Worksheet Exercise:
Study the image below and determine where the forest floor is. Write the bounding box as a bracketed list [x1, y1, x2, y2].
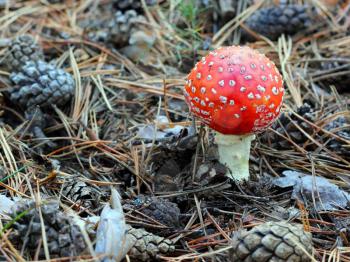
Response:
[0, 0, 350, 261]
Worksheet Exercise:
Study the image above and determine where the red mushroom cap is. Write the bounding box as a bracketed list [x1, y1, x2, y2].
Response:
[183, 45, 284, 135]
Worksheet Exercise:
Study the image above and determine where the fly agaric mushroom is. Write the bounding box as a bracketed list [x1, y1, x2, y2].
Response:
[183, 46, 284, 181]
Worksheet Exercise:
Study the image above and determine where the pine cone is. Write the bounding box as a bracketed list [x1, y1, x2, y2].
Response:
[125, 195, 181, 229]
[113, 0, 157, 12]
[9, 60, 74, 110]
[261, 104, 316, 149]
[23, 107, 58, 148]
[324, 116, 350, 158]
[319, 59, 350, 93]
[230, 221, 313, 261]
[10, 200, 86, 259]
[114, 0, 142, 11]
[245, 5, 313, 40]
[108, 10, 147, 47]
[6, 35, 44, 71]
[84, 9, 147, 47]
[62, 177, 100, 209]
[127, 226, 175, 261]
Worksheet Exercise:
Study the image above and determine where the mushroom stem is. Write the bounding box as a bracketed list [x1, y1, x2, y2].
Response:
[215, 132, 255, 181]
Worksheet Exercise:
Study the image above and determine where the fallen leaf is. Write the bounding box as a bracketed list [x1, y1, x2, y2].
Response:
[273, 170, 350, 211]
[95, 189, 134, 262]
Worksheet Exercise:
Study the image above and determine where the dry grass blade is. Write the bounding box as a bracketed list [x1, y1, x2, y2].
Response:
[212, 1, 263, 47]
[91, 76, 112, 112]
[278, 36, 303, 107]
[0, 6, 43, 31]
[70, 48, 83, 122]
[36, 190, 50, 261]
[0, 129, 17, 174]
[166, 246, 232, 261]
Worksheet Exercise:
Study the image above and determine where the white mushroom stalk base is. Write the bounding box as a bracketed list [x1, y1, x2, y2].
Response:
[215, 132, 256, 181]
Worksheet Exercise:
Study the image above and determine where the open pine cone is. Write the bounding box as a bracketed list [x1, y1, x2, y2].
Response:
[9, 60, 74, 110]
[127, 226, 175, 261]
[108, 10, 148, 47]
[8, 60, 74, 147]
[245, 4, 313, 40]
[6, 34, 44, 71]
[62, 176, 100, 210]
[10, 200, 86, 259]
[324, 115, 350, 158]
[230, 221, 313, 261]
[124, 194, 181, 230]
[319, 59, 350, 93]
[113, 0, 158, 12]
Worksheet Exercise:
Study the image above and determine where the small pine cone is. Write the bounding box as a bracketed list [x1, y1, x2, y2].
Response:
[262, 104, 316, 149]
[114, 0, 142, 11]
[108, 10, 147, 47]
[126, 195, 181, 229]
[80, 4, 114, 43]
[230, 221, 313, 262]
[113, 0, 157, 12]
[61, 177, 100, 209]
[9, 60, 74, 110]
[22, 107, 58, 148]
[324, 116, 350, 158]
[10, 200, 86, 258]
[319, 60, 350, 93]
[127, 226, 175, 261]
[245, 5, 313, 40]
[6, 35, 44, 71]
[83, 9, 148, 47]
